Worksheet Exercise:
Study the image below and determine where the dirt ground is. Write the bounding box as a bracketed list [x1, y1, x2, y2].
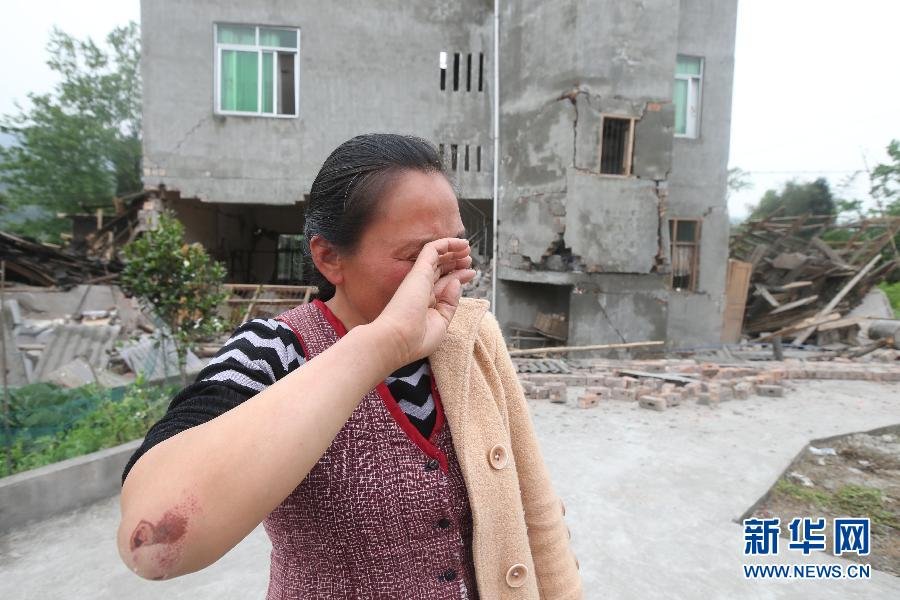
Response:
[748, 424, 900, 575]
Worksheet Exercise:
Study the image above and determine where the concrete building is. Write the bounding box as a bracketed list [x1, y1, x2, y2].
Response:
[140, 0, 738, 348]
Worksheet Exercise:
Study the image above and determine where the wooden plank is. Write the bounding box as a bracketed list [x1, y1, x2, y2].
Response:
[754, 284, 780, 308]
[810, 236, 850, 267]
[757, 312, 841, 342]
[721, 259, 752, 344]
[768, 294, 819, 315]
[816, 316, 864, 332]
[615, 369, 700, 386]
[773, 281, 813, 291]
[792, 254, 881, 346]
[506, 340, 664, 357]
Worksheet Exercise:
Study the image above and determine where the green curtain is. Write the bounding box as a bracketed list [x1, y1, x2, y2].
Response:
[221, 50, 259, 112]
[676, 55, 701, 75]
[262, 52, 274, 113]
[217, 24, 255, 45]
[259, 28, 297, 48]
[673, 78, 688, 135]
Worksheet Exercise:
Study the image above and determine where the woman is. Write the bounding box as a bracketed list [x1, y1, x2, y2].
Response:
[117, 134, 582, 599]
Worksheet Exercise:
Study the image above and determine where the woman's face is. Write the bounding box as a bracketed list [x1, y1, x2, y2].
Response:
[335, 169, 466, 324]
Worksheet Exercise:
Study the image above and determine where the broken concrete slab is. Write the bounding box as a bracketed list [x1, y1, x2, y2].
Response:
[42, 358, 132, 389]
[32, 324, 121, 384]
[118, 335, 203, 381]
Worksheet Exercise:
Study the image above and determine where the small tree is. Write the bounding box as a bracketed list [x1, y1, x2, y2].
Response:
[121, 213, 227, 385]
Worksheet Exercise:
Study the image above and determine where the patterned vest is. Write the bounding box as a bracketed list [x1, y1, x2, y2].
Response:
[264, 300, 479, 599]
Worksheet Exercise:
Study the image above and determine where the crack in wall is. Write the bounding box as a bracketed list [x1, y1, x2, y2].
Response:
[594, 294, 628, 343]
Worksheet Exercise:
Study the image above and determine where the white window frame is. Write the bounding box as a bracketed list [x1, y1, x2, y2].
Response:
[674, 55, 703, 139]
[213, 23, 301, 118]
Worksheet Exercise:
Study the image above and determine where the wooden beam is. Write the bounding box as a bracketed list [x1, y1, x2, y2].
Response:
[768, 294, 819, 315]
[754, 284, 780, 308]
[507, 340, 664, 357]
[792, 254, 881, 346]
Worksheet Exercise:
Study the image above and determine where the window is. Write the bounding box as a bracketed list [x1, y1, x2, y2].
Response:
[215, 24, 299, 117]
[599, 116, 635, 176]
[669, 219, 701, 291]
[276, 234, 304, 282]
[438, 51, 485, 93]
[674, 55, 703, 138]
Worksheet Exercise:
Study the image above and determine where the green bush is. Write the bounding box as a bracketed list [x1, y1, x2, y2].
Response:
[1, 379, 173, 478]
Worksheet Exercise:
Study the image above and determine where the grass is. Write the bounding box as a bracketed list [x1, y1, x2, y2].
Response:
[878, 281, 900, 318]
[774, 479, 898, 529]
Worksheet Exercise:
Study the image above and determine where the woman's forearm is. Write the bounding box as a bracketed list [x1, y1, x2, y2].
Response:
[117, 321, 398, 580]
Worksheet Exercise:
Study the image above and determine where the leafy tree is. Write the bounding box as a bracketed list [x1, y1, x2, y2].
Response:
[748, 178, 837, 221]
[121, 213, 228, 385]
[0, 22, 140, 242]
[871, 139, 900, 216]
[726, 166, 753, 201]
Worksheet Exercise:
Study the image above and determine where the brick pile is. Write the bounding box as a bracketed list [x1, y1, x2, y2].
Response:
[517, 357, 900, 412]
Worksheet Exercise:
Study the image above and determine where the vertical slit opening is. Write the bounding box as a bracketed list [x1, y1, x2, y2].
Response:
[476, 146, 482, 171]
[464, 145, 470, 171]
[453, 53, 460, 91]
[451, 144, 458, 170]
[466, 53, 472, 92]
[478, 53, 484, 92]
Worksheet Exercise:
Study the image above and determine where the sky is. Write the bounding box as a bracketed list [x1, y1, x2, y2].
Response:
[0, 0, 898, 221]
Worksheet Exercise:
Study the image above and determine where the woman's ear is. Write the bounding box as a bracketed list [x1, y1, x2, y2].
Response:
[309, 234, 344, 287]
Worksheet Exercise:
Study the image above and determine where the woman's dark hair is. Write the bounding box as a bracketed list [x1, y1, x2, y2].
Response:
[304, 133, 450, 300]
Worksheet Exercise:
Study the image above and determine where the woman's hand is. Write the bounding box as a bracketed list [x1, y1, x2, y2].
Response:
[373, 237, 476, 366]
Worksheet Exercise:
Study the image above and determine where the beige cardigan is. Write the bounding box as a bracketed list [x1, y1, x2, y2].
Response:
[429, 298, 583, 599]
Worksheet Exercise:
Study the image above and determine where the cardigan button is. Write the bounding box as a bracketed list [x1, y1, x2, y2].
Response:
[437, 517, 451, 530]
[425, 459, 440, 471]
[488, 444, 508, 470]
[505, 563, 528, 587]
[442, 569, 458, 582]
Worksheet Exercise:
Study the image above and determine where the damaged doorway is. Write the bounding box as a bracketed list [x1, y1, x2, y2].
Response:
[168, 198, 307, 284]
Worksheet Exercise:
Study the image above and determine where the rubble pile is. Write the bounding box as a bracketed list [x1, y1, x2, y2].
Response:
[516, 354, 900, 412]
[729, 213, 900, 345]
[0, 231, 121, 288]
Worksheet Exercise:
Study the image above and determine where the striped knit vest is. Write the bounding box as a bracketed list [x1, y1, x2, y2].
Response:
[264, 300, 479, 599]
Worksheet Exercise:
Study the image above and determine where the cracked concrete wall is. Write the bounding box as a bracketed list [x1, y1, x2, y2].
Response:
[496, 0, 681, 343]
[141, 0, 492, 204]
[665, 0, 739, 347]
[568, 275, 669, 347]
[565, 170, 660, 273]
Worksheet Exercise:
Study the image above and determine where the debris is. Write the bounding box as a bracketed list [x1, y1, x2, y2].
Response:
[534, 312, 567, 341]
[787, 471, 814, 488]
[224, 284, 317, 324]
[756, 384, 785, 397]
[729, 214, 900, 342]
[638, 395, 667, 411]
[32, 324, 121, 383]
[514, 358, 572, 374]
[0, 231, 120, 288]
[808, 446, 837, 456]
[118, 335, 203, 381]
[43, 357, 130, 388]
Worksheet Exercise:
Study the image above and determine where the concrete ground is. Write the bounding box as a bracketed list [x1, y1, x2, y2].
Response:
[1, 379, 898, 599]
